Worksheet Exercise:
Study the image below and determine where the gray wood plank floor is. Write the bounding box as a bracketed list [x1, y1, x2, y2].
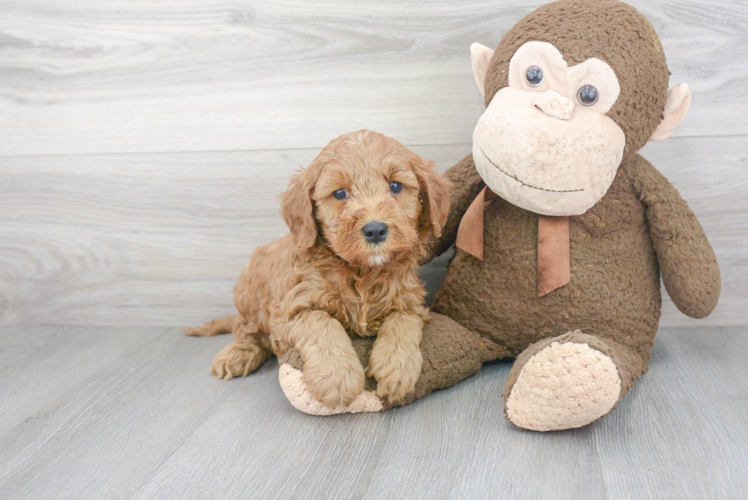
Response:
[0, 326, 746, 499]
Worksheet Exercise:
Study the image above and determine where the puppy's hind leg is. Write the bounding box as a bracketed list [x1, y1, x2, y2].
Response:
[211, 333, 274, 380]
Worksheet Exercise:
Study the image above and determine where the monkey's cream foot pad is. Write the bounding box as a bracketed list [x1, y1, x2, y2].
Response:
[505, 342, 622, 431]
[278, 364, 383, 415]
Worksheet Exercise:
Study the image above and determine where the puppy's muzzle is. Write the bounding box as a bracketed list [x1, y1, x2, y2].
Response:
[362, 221, 388, 244]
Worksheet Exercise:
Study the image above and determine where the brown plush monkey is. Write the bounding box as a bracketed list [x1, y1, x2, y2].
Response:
[278, 0, 721, 430]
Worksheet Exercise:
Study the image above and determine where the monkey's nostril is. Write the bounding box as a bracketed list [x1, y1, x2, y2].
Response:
[362, 222, 388, 244]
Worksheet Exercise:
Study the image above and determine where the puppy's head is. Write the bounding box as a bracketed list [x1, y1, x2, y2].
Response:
[281, 130, 450, 267]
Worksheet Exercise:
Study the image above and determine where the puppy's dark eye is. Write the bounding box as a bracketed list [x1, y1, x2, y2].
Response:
[333, 189, 347, 200]
[526, 66, 543, 87]
[389, 181, 403, 194]
[577, 85, 599, 106]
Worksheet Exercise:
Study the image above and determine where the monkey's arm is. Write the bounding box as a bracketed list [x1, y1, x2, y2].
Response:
[430, 153, 485, 257]
[630, 156, 720, 318]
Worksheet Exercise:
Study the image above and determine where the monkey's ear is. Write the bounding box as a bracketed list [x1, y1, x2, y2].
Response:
[280, 169, 318, 250]
[650, 83, 691, 142]
[470, 43, 495, 97]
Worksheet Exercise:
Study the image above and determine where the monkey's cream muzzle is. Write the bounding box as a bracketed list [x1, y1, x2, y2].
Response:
[472, 87, 626, 216]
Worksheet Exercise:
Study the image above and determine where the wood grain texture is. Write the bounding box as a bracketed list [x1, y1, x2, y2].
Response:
[0, 144, 470, 325]
[0, 0, 745, 326]
[1, 137, 744, 326]
[0, 326, 745, 499]
[0, 0, 746, 156]
[1, 3, 745, 498]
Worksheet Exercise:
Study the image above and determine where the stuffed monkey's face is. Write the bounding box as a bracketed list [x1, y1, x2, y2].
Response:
[473, 42, 626, 216]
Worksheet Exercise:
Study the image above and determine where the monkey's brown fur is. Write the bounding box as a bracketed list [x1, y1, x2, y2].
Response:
[186, 130, 450, 408]
[278, 0, 720, 427]
[429, 0, 719, 422]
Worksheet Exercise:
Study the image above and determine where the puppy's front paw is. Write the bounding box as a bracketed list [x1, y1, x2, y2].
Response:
[367, 343, 423, 403]
[303, 347, 365, 408]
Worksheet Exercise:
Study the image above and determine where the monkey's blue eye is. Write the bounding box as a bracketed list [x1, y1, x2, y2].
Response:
[526, 66, 543, 86]
[578, 85, 599, 106]
[333, 189, 347, 200]
[389, 181, 403, 194]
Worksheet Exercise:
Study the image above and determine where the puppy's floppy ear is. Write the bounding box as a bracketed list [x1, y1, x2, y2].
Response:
[280, 167, 318, 249]
[411, 155, 451, 238]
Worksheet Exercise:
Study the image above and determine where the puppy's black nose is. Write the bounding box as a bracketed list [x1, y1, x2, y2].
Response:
[363, 222, 388, 244]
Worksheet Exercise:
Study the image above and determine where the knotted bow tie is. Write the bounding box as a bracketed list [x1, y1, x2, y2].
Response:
[455, 186, 570, 297]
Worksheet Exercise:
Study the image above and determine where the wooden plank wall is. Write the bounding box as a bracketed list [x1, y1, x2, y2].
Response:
[1, 0, 746, 326]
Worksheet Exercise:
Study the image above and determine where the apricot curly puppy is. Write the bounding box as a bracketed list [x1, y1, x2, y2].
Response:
[186, 130, 450, 408]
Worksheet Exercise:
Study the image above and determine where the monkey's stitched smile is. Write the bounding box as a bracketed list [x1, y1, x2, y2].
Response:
[480, 148, 585, 193]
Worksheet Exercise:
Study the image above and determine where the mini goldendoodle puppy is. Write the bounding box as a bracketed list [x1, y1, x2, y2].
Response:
[186, 130, 450, 408]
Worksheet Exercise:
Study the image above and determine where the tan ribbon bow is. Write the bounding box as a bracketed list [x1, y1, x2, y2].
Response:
[455, 186, 571, 297]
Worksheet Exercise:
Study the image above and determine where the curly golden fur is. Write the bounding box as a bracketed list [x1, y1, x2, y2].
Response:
[186, 130, 450, 407]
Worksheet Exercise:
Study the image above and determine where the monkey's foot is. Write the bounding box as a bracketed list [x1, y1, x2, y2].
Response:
[278, 364, 383, 415]
[503, 332, 623, 431]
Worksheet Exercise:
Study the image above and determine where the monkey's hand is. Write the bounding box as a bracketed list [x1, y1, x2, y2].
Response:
[633, 156, 721, 318]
